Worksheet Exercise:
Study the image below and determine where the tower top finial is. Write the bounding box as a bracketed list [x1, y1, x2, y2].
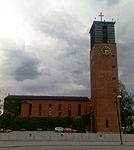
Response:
[98, 12, 104, 21]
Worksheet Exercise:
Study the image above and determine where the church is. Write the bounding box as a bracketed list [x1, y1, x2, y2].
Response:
[4, 14, 121, 133]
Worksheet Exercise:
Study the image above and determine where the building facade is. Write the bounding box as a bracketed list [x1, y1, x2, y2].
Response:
[4, 95, 91, 118]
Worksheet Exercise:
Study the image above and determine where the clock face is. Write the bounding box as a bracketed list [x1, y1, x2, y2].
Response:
[101, 46, 111, 55]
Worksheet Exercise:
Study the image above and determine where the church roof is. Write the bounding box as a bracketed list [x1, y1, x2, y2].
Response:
[4, 95, 90, 102]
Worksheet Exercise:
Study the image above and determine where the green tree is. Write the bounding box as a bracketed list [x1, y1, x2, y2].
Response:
[119, 81, 134, 128]
[73, 116, 85, 132]
[4, 99, 24, 116]
[73, 114, 91, 132]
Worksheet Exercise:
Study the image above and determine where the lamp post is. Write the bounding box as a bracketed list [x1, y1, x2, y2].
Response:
[115, 95, 123, 145]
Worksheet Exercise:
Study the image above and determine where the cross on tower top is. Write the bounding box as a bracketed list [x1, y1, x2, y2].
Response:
[98, 12, 104, 21]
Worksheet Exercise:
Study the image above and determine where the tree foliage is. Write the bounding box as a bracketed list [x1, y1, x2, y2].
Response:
[119, 81, 134, 128]
[4, 99, 24, 116]
[0, 116, 73, 130]
[73, 114, 91, 132]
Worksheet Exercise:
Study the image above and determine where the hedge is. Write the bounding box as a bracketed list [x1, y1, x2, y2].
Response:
[0, 115, 73, 131]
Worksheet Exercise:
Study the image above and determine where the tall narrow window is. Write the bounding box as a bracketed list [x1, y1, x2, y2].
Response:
[112, 77, 116, 80]
[68, 104, 71, 117]
[38, 104, 42, 116]
[29, 104, 32, 116]
[58, 112, 61, 117]
[112, 65, 116, 68]
[58, 104, 62, 111]
[18, 104, 21, 116]
[58, 104, 62, 117]
[78, 104, 81, 116]
[48, 104, 52, 117]
[106, 120, 109, 128]
[102, 25, 108, 43]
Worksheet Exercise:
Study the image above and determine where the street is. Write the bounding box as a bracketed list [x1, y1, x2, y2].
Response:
[0, 145, 134, 150]
[0, 141, 134, 150]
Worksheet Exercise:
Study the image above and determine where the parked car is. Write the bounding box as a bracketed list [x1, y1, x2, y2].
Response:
[54, 127, 64, 132]
[63, 128, 77, 133]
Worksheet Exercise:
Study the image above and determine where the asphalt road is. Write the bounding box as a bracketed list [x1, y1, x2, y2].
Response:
[0, 141, 134, 150]
[1, 145, 134, 150]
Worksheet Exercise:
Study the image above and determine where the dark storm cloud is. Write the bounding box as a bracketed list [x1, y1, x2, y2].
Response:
[0, 40, 41, 81]
[14, 57, 40, 81]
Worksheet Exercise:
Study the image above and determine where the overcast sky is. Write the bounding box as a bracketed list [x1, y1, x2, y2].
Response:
[0, 0, 134, 99]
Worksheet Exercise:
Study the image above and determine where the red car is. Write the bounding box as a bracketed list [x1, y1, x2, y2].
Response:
[63, 128, 77, 133]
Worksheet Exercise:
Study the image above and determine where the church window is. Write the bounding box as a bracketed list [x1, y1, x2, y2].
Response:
[112, 77, 116, 80]
[48, 104, 52, 117]
[48, 104, 52, 110]
[38, 104, 42, 116]
[102, 25, 108, 43]
[18, 104, 21, 115]
[112, 65, 116, 68]
[106, 120, 109, 128]
[68, 104, 71, 117]
[58, 104, 62, 111]
[28, 104, 32, 116]
[58, 104, 62, 117]
[78, 104, 81, 116]
[58, 112, 61, 117]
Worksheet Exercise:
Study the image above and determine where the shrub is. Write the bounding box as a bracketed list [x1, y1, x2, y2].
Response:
[0, 115, 73, 131]
[123, 126, 134, 134]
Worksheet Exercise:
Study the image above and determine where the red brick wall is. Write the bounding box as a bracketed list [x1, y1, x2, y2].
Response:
[20, 99, 91, 118]
[90, 43, 120, 132]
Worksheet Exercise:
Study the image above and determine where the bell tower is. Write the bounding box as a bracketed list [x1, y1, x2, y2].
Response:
[89, 13, 120, 132]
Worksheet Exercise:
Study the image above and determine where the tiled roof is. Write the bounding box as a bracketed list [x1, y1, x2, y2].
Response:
[4, 95, 90, 101]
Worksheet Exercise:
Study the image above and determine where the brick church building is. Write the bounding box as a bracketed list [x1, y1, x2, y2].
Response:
[4, 95, 91, 118]
[4, 14, 121, 133]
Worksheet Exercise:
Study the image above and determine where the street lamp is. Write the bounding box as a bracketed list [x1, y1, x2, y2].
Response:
[115, 95, 123, 145]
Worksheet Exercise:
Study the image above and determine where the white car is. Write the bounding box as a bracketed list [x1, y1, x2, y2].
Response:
[54, 127, 64, 132]
[63, 128, 77, 133]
